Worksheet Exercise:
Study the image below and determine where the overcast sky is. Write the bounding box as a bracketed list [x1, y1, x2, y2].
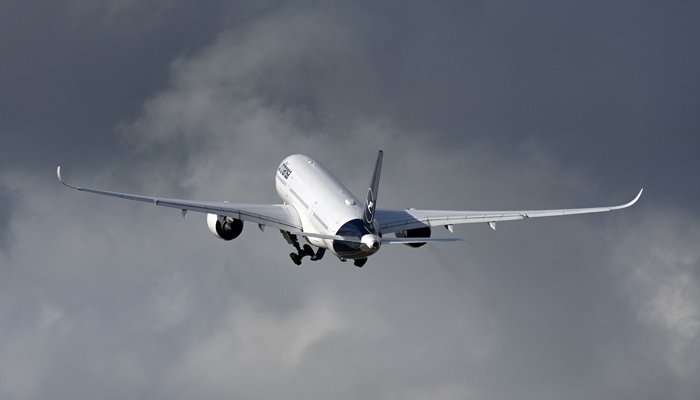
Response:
[1, 1, 698, 399]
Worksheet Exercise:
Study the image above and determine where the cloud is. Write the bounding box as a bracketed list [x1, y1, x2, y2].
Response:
[1, 1, 699, 399]
[0, 182, 16, 252]
[160, 293, 345, 398]
[613, 211, 700, 381]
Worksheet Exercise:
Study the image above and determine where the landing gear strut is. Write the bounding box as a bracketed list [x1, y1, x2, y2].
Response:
[280, 231, 325, 265]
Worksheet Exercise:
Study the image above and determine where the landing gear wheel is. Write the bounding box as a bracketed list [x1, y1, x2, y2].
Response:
[289, 253, 302, 265]
[354, 258, 368, 268]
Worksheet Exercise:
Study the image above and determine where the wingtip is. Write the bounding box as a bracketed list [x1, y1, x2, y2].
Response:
[607, 188, 643, 210]
[56, 166, 63, 182]
[623, 188, 644, 208]
[633, 188, 644, 204]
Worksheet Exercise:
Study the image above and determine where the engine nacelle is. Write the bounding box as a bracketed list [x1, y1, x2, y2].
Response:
[396, 226, 431, 248]
[207, 213, 244, 241]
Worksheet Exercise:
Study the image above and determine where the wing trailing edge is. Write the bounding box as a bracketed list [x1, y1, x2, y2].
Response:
[376, 188, 644, 234]
[56, 165, 304, 231]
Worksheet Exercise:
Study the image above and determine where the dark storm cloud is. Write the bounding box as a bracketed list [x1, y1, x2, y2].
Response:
[0, 183, 15, 251]
[0, 1, 698, 399]
[371, 1, 700, 201]
[293, 1, 700, 210]
[0, 0, 225, 170]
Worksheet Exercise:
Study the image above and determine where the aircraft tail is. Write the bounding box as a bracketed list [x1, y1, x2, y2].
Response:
[362, 150, 383, 229]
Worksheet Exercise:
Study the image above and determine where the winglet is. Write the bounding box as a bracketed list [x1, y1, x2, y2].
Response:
[612, 188, 643, 210]
[56, 166, 80, 190]
[630, 188, 644, 206]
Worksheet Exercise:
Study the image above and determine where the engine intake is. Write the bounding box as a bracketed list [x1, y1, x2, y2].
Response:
[207, 213, 244, 241]
[396, 226, 431, 248]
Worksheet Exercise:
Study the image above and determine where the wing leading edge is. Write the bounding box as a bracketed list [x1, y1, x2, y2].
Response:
[376, 189, 643, 234]
[56, 166, 303, 232]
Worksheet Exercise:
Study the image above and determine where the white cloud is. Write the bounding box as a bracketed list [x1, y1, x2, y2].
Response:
[613, 211, 700, 377]
[161, 292, 344, 397]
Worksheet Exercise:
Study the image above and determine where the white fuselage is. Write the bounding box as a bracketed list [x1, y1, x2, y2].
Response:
[275, 154, 379, 259]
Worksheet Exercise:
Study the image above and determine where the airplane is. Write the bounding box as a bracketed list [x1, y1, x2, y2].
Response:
[57, 151, 642, 268]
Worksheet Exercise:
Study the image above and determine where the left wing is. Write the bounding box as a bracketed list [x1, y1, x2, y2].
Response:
[57, 166, 303, 232]
[376, 189, 643, 234]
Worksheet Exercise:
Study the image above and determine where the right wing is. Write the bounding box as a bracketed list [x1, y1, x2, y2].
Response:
[57, 166, 303, 232]
[376, 189, 643, 234]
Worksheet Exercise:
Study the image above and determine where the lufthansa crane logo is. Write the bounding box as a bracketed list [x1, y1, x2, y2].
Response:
[364, 188, 375, 223]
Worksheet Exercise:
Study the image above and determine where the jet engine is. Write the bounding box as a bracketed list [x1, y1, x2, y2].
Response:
[207, 213, 244, 241]
[395, 226, 431, 248]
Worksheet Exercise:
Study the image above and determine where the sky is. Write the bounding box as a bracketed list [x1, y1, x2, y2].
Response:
[1, 0, 699, 399]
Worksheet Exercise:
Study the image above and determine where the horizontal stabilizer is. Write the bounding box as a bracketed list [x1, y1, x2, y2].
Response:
[381, 237, 463, 244]
[291, 231, 363, 243]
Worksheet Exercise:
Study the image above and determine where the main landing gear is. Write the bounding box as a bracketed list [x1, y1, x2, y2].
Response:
[280, 231, 325, 265]
[338, 257, 369, 268]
